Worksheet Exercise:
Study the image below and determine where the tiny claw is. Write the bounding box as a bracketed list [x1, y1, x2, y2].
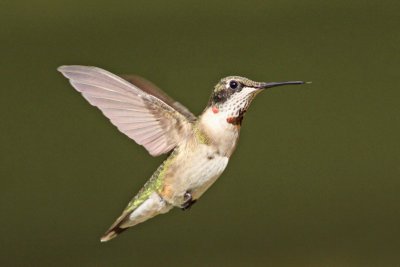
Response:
[181, 192, 197, 210]
[184, 192, 192, 202]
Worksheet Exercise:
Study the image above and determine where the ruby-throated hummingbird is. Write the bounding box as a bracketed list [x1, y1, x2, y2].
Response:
[58, 65, 305, 242]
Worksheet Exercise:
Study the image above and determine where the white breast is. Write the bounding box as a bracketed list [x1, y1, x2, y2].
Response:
[163, 108, 240, 206]
[199, 108, 240, 157]
[183, 145, 229, 200]
[165, 143, 229, 206]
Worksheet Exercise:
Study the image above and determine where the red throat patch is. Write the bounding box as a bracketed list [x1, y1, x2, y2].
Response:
[226, 109, 246, 126]
[226, 117, 235, 123]
[226, 116, 242, 126]
[212, 106, 219, 114]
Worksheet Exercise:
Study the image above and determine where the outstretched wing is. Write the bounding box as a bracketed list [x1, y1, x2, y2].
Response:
[121, 74, 197, 122]
[58, 65, 194, 156]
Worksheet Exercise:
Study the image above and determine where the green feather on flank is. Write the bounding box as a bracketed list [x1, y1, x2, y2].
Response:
[101, 125, 213, 241]
[122, 124, 209, 214]
[123, 151, 177, 213]
[193, 123, 210, 145]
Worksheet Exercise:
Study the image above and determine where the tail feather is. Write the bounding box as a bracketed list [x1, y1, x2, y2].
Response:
[100, 211, 131, 242]
[100, 225, 127, 242]
[100, 192, 173, 242]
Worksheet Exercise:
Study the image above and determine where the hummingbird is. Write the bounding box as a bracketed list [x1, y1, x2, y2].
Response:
[58, 65, 305, 242]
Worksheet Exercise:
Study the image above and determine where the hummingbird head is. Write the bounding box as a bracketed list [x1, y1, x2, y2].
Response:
[207, 76, 305, 125]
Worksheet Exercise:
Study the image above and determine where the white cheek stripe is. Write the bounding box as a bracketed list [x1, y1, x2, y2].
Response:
[224, 87, 257, 103]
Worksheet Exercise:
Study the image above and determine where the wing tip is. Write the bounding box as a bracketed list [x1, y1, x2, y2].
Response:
[57, 65, 68, 75]
[57, 65, 78, 77]
[57, 65, 98, 74]
[57, 65, 77, 73]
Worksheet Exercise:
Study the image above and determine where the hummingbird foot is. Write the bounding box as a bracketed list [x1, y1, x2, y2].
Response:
[181, 192, 197, 211]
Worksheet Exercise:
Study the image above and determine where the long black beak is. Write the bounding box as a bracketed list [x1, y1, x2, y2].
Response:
[260, 81, 306, 89]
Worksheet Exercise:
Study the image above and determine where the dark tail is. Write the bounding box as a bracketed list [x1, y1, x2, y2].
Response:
[100, 225, 128, 242]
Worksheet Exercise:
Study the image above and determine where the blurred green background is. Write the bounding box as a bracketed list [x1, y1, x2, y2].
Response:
[1, 0, 400, 266]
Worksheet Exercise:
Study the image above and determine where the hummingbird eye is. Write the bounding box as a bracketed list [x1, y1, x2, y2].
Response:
[229, 80, 240, 90]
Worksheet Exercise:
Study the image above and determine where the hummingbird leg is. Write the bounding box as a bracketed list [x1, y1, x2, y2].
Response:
[181, 192, 197, 211]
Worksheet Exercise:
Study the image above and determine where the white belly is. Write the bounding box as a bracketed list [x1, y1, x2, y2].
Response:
[184, 152, 229, 200]
[166, 144, 229, 206]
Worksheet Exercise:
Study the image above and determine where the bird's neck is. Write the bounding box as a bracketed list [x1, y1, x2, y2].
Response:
[197, 106, 241, 157]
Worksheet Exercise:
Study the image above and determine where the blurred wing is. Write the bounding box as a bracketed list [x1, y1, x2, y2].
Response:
[58, 65, 193, 156]
[121, 75, 196, 122]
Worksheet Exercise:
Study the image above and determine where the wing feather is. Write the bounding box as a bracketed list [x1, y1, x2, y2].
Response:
[121, 74, 197, 122]
[58, 65, 194, 156]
